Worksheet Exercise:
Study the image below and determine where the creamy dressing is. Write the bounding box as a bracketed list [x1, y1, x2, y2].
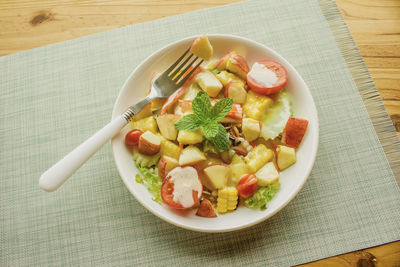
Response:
[169, 166, 202, 207]
[248, 62, 278, 88]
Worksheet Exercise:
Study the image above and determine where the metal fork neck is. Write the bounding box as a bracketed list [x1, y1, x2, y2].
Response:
[123, 96, 153, 122]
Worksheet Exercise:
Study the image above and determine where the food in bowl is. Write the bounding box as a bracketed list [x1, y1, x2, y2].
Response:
[124, 35, 309, 218]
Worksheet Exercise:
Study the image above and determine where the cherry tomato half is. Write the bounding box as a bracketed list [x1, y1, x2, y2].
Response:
[247, 60, 288, 95]
[125, 129, 143, 146]
[237, 174, 258, 199]
[161, 167, 202, 209]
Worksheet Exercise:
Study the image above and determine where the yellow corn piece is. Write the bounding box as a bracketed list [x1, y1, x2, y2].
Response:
[217, 187, 238, 213]
[132, 116, 157, 133]
[160, 139, 180, 160]
[243, 90, 273, 120]
[245, 144, 274, 173]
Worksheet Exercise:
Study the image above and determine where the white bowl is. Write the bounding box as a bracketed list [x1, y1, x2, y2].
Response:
[111, 34, 319, 232]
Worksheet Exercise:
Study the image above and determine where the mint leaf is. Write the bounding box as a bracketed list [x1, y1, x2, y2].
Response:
[175, 114, 202, 131]
[192, 91, 211, 120]
[174, 91, 231, 152]
[211, 98, 233, 122]
[203, 121, 219, 139]
[211, 123, 230, 152]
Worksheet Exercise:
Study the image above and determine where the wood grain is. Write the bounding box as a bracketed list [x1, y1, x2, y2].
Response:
[0, 0, 399, 265]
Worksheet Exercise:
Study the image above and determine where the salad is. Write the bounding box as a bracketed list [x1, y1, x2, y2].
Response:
[125, 35, 308, 217]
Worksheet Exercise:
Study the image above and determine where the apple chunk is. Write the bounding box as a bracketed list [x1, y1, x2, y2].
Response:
[177, 100, 193, 114]
[179, 145, 206, 166]
[216, 51, 236, 70]
[195, 70, 223, 97]
[226, 54, 250, 80]
[138, 131, 162, 155]
[203, 165, 231, 189]
[242, 118, 261, 142]
[276, 145, 296, 170]
[225, 80, 247, 104]
[158, 156, 179, 180]
[189, 35, 213, 61]
[220, 103, 243, 124]
[282, 117, 309, 148]
[156, 114, 181, 140]
[255, 162, 279, 186]
[196, 199, 217, 218]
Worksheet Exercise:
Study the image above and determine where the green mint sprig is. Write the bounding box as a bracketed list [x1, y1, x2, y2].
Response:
[175, 91, 233, 152]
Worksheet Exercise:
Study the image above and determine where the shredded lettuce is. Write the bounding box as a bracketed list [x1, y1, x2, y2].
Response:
[260, 90, 292, 140]
[135, 163, 162, 203]
[244, 183, 280, 210]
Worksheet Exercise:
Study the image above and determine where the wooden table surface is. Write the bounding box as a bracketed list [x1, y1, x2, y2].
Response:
[0, 0, 399, 265]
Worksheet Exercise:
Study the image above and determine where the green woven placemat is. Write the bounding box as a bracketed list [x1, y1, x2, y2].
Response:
[1, 0, 399, 266]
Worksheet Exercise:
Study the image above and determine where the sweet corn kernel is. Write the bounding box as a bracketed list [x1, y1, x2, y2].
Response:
[245, 144, 274, 173]
[243, 90, 273, 120]
[217, 187, 238, 213]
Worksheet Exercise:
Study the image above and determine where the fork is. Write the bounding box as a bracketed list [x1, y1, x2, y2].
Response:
[39, 48, 203, 192]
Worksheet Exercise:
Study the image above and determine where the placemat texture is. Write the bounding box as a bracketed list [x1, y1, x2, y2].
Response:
[1, 0, 399, 266]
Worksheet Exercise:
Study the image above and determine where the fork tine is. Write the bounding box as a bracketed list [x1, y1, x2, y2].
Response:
[173, 56, 198, 82]
[176, 59, 204, 88]
[164, 48, 190, 75]
[169, 54, 193, 78]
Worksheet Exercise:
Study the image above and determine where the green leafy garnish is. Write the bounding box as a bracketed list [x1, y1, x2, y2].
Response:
[244, 183, 280, 210]
[175, 91, 233, 152]
[135, 163, 162, 203]
[174, 114, 202, 131]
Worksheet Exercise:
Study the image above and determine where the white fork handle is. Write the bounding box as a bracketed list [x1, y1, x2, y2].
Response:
[39, 115, 128, 192]
[39, 96, 153, 192]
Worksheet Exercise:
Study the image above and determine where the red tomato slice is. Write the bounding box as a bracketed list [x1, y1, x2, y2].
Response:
[247, 60, 288, 95]
[237, 174, 258, 199]
[125, 129, 143, 146]
[161, 168, 202, 209]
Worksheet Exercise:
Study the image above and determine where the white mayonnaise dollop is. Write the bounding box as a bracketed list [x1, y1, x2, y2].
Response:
[169, 166, 202, 207]
[248, 62, 278, 88]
